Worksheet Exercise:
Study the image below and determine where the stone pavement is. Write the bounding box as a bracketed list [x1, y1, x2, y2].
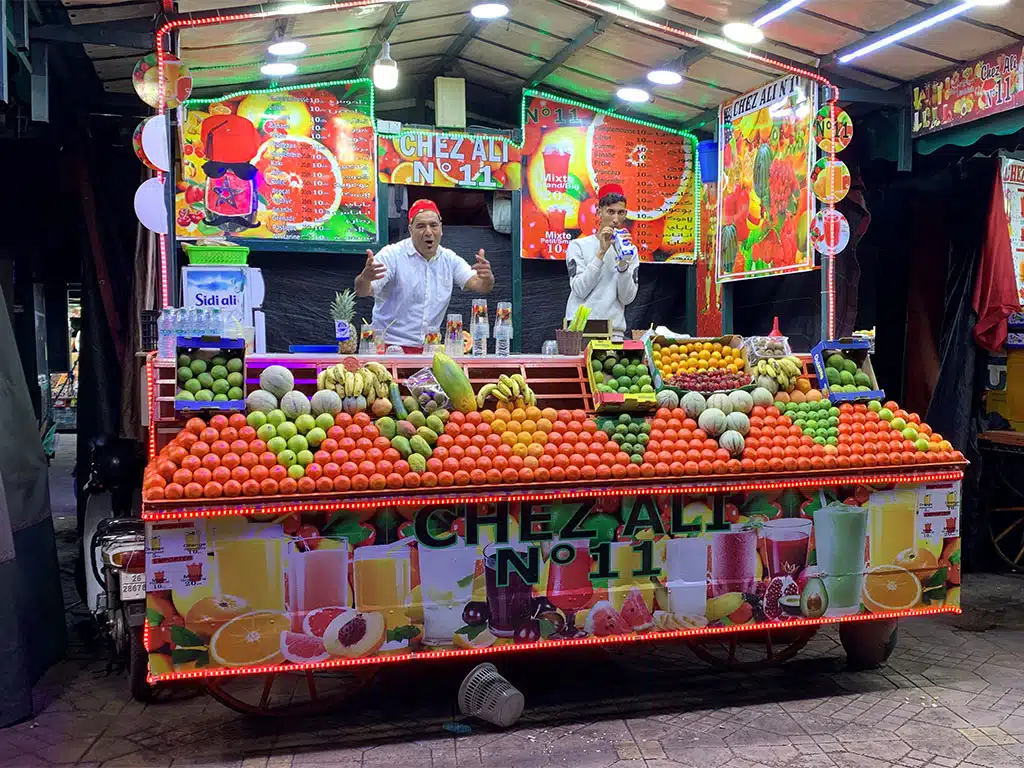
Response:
[4, 572, 1024, 768]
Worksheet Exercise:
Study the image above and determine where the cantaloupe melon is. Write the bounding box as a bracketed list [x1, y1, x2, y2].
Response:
[310, 389, 343, 416]
[706, 393, 733, 415]
[656, 389, 679, 409]
[698, 408, 728, 437]
[725, 412, 750, 436]
[681, 391, 707, 419]
[280, 391, 311, 419]
[719, 430, 745, 457]
[259, 365, 294, 399]
[246, 390, 277, 414]
[728, 389, 753, 414]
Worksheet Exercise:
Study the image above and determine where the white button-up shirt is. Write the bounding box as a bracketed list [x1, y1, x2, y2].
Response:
[564, 234, 639, 338]
[370, 237, 476, 348]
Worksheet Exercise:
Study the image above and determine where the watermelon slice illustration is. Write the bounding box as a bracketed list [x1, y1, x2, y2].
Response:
[584, 600, 632, 636]
[619, 587, 655, 632]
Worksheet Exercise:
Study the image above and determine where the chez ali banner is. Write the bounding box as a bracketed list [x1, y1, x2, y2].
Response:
[145, 482, 960, 676]
[377, 131, 521, 190]
[913, 43, 1024, 138]
[717, 74, 816, 283]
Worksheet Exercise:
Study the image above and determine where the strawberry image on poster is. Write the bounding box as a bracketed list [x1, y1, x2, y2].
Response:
[254, 136, 343, 229]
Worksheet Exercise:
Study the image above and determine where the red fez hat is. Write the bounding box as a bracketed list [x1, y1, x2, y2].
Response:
[409, 199, 441, 222]
[597, 183, 625, 200]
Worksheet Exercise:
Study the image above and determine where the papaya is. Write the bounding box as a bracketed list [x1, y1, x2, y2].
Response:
[416, 427, 438, 445]
[390, 383, 408, 420]
[391, 436, 412, 458]
[408, 410, 426, 429]
[425, 414, 444, 434]
[431, 352, 476, 413]
[396, 420, 417, 438]
[410, 435, 432, 458]
[377, 417, 397, 440]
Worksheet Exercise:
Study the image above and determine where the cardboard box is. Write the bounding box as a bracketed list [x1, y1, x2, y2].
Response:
[811, 339, 884, 403]
[586, 340, 657, 413]
[644, 334, 750, 396]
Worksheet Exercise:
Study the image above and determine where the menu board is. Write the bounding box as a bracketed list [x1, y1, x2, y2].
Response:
[717, 75, 816, 283]
[378, 131, 521, 190]
[1000, 157, 1024, 304]
[520, 94, 697, 262]
[175, 80, 377, 244]
[913, 44, 1024, 138]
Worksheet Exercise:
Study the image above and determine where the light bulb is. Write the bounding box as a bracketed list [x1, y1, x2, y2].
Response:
[627, 0, 666, 10]
[616, 86, 650, 103]
[268, 40, 307, 56]
[647, 70, 682, 86]
[373, 42, 399, 90]
[722, 22, 764, 45]
[261, 61, 297, 77]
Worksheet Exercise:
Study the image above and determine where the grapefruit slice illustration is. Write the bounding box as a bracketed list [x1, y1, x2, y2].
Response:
[253, 136, 342, 230]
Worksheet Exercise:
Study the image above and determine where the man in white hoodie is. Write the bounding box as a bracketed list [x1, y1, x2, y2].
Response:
[563, 183, 640, 341]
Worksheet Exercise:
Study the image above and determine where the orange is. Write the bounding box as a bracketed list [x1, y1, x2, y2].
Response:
[516, 432, 533, 446]
[512, 443, 529, 459]
[527, 443, 545, 458]
[501, 431, 518, 447]
[861, 565, 921, 613]
[494, 408, 512, 422]
[480, 409, 495, 424]
[525, 406, 542, 422]
[511, 408, 527, 422]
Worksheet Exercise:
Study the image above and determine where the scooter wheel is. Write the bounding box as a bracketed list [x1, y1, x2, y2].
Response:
[129, 625, 154, 703]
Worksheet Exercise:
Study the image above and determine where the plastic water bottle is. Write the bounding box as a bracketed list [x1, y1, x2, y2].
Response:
[472, 327, 488, 357]
[158, 310, 176, 358]
[494, 328, 511, 357]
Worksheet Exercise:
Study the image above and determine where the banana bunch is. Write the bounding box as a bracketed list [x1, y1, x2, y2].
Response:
[476, 373, 537, 409]
[318, 361, 394, 400]
[754, 356, 803, 393]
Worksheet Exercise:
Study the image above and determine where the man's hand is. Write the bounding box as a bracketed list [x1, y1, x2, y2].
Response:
[597, 226, 615, 258]
[354, 249, 386, 296]
[466, 249, 494, 293]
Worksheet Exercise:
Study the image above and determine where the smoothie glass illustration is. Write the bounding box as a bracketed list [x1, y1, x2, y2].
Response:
[418, 543, 478, 645]
[354, 544, 410, 631]
[547, 204, 571, 231]
[546, 541, 593, 637]
[868, 489, 916, 567]
[285, 538, 349, 632]
[484, 544, 533, 638]
[609, 540, 656, 611]
[761, 518, 811, 578]
[542, 143, 571, 193]
[710, 527, 757, 597]
[214, 522, 284, 611]
[814, 503, 868, 616]
[664, 537, 708, 619]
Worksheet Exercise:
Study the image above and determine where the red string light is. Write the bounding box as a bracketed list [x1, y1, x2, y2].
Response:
[146, 352, 157, 461]
[146, 604, 959, 684]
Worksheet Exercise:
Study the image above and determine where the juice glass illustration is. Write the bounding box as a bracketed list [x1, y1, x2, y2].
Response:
[547, 541, 593, 637]
[214, 522, 284, 611]
[547, 204, 570, 231]
[868, 489, 916, 567]
[608, 541, 656, 611]
[814, 504, 868, 616]
[710, 528, 757, 597]
[285, 538, 349, 632]
[418, 543, 478, 645]
[354, 544, 410, 632]
[664, 537, 708, 619]
[761, 518, 811, 578]
[542, 143, 571, 193]
[484, 544, 533, 638]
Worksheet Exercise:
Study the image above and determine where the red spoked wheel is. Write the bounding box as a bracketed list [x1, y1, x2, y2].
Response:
[685, 625, 820, 668]
[204, 666, 378, 716]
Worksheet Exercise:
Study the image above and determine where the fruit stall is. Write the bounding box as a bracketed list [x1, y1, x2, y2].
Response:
[124, 0, 976, 715]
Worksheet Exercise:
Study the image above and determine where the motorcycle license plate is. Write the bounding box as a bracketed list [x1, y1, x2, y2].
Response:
[119, 571, 146, 600]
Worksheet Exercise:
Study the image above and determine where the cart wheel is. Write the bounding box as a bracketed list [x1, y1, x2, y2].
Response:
[129, 626, 154, 703]
[840, 619, 898, 669]
[204, 666, 378, 717]
[988, 507, 1024, 572]
[685, 625, 818, 668]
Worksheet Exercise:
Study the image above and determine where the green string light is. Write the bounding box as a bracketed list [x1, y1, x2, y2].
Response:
[184, 76, 375, 118]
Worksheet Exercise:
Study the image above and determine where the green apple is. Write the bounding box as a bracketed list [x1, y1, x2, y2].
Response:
[315, 413, 335, 431]
[915, 438, 931, 452]
[306, 427, 326, 448]
[247, 410, 267, 428]
[287, 463, 306, 480]
[878, 408, 894, 422]
[295, 414, 316, 434]
[256, 423, 277, 441]
[287, 434, 308, 454]
[296, 450, 314, 467]
[277, 421, 298, 441]
[891, 417, 907, 431]
[277, 449, 297, 468]
[267, 436, 288, 455]
[901, 427, 919, 441]
[267, 409, 287, 427]
[867, 400, 881, 413]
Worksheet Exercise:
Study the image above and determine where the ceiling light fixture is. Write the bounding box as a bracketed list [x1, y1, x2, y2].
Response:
[373, 41, 399, 90]
[627, 0, 666, 10]
[470, 2, 509, 19]
[647, 69, 682, 86]
[753, 0, 808, 27]
[261, 61, 298, 76]
[274, 3, 315, 14]
[617, 86, 650, 103]
[839, 0, 1006, 63]
[268, 40, 307, 56]
[722, 22, 764, 45]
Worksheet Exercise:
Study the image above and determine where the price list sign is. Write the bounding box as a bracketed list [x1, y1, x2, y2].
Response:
[520, 94, 697, 263]
[176, 79, 377, 245]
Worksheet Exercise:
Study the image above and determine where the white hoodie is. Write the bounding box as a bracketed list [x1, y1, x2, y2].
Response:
[564, 234, 640, 338]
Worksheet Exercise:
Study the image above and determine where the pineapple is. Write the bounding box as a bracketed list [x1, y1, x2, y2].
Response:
[330, 290, 358, 353]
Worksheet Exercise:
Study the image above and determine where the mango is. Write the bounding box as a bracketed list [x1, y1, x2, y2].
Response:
[409, 435, 432, 458]
[416, 427, 438, 445]
[377, 416, 397, 440]
[396, 420, 417, 439]
[391, 436, 412, 458]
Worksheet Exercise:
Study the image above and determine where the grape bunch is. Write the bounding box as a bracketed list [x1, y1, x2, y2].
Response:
[666, 369, 752, 393]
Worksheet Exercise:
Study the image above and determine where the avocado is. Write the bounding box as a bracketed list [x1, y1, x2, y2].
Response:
[408, 410, 427, 429]
[854, 371, 871, 387]
[425, 414, 445, 434]
[408, 453, 427, 473]
[396, 420, 417, 438]
[416, 426, 439, 445]
[842, 358, 858, 375]
[409, 435, 432, 458]
[825, 353, 846, 371]
[377, 417, 397, 440]
[839, 370, 855, 386]
[800, 576, 828, 618]
[391, 436, 412, 458]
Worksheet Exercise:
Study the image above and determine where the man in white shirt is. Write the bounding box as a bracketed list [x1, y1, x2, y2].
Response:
[564, 183, 640, 340]
[355, 199, 495, 350]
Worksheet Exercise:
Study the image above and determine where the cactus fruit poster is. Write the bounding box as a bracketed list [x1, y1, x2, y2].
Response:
[716, 75, 816, 283]
[520, 94, 698, 262]
[175, 79, 377, 245]
[145, 481, 960, 679]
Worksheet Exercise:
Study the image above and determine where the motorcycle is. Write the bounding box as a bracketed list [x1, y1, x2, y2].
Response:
[81, 435, 151, 701]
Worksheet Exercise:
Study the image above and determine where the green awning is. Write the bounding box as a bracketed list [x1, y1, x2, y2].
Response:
[917, 108, 1024, 155]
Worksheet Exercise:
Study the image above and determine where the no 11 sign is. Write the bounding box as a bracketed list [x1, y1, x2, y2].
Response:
[378, 130, 522, 191]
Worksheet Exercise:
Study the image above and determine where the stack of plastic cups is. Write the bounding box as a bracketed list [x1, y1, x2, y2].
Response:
[446, 314, 463, 357]
[471, 299, 489, 357]
[359, 324, 376, 355]
[494, 302, 512, 357]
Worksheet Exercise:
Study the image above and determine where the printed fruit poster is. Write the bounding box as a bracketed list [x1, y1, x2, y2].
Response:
[175, 79, 377, 244]
[1000, 157, 1024, 303]
[520, 94, 698, 262]
[378, 131, 521, 190]
[146, 481, 959, 678]
[717, 75, 816, 283]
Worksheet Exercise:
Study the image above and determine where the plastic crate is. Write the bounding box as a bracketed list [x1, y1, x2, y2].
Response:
[182, 243, 249, 265]
[174, 337, 247, 412]
[644, 334, 753, 397]
[585, 340, 657, 413]
[140, 310, 159, 352]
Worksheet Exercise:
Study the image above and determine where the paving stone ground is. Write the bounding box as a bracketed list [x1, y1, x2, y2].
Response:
[7, 438, 1024, 767]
